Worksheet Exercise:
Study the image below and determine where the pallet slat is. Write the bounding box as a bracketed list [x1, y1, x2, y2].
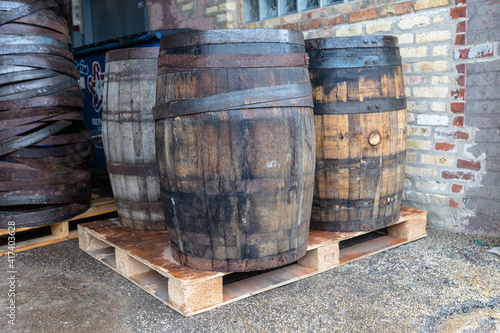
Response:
[78, 206, 427, 316]
[0, 196, 116, 256]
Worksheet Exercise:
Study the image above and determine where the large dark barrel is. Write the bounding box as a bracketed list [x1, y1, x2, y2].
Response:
[0, 0, 92, 228]
[102, 47, 165, 230]
[154, 29, 316, 272]
[306, 36, 407, 232]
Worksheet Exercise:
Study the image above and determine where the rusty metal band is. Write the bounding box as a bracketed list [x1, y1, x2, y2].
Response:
[106, 162, 159, 177]
[36, 127, 90, 146]
[0, 120, 72, 156]
[316, 151, 406, 170]
[0, 68, 58, 85]
[157, 53, 309, 71]
[105, 47, 159, 63]
[0, 0, 58, 26]
[0, 23, 71, 43]
[153, 82, 313, 120]
[0, 34, 68, 49]
[0, 81, 81, 101]
[0, 97, 84, 111]
[313, 98, 407, 115]
[0, 122, 42, 141]
[308, 54, 402, 69]
[114, 198, 163, 212]
[0, 54, 79, 78]
[0, 187, 91, 206]
[312, 193, 401, 209]
[0, 75, 78, 99]
[170, 240, 308, 272]
[0, 109, 69, 127]
[0, 44, 73, 59]
[10, 142, 90, 158]
[305, 36, 398, 50]
[160, 29, 305, 50]
[0, 203, 88, 228]
[0, 169, 90, 191]
[13, 9, 68, 34]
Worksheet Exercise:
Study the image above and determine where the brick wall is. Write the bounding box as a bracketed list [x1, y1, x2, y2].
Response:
[146, 0, 499, 235]
[146, 0, 236, 30]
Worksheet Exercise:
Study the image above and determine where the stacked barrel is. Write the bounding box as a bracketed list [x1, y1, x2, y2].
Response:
[101, 29, 407, 273]
[0, 0, 92, 228]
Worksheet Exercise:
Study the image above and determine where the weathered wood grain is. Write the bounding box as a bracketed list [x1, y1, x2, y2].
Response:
[102, 48, 165, 230]
[307, 36, 408, 232]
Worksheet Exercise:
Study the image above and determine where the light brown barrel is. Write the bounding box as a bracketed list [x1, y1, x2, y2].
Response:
[102, 47, 165, 230]
[306, 36, 407, 232]
[154, 29, 316, 272]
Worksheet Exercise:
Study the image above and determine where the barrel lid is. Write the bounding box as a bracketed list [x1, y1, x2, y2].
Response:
[305, 36, 399, 50]
[105, 47, 159, 63]
[160, 29, 305, 50]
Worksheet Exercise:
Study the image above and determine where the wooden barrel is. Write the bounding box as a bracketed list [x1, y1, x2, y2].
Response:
[306, 36, 407, 232]
[102, 47, 165, 230]
[154, 29, 316, 272]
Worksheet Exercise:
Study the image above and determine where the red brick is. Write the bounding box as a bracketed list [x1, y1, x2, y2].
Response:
[455, 34, 466, 45]
[451, 184, 463, 193]
[320, 15, 345, 27]
[277, 23, 297, 30]
[402, 63, 410, 72]
[456, 21, 466, 33]
[350, 8, 378, 23]
[454, 131, 469, 140]
[442, 170, 475, 181]
[451, 102, 465, 114]
[456, 63, 466, 74]
[456, 75, 465, 86]
[435, 142, 456, 151]
[449, 198, 459, 208]
[450, 6, 467, 19]
[456, 0, 466, 4]
[453, 116, 464, 127]
[457, 159, 481, 171]
[298, 18, 320, 30]
[451, 88, 465, 99]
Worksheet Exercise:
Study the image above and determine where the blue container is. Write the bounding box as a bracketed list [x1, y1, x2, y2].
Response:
[72, 29, 190, 168]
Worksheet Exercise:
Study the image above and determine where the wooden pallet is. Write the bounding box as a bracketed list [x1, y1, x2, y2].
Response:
[78, 206, 427, 317]
[0, 195, 116, 256]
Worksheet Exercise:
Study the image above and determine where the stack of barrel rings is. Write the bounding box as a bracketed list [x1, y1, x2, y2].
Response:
[0, 0, 93, 228]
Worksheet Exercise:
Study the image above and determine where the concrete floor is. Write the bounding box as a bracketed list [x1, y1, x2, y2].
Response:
[1, 227, 499, 333]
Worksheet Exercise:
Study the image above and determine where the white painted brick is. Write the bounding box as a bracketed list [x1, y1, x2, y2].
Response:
[421, 154, 456, 166]
[395, 33, 414, 44]
[413, 87, 448, 98]
[406, 166, 437, 177]
[416, 31, 452, 43]
[397, 16, 430, 30]
[335, 25, 363, 37]
[417, 114, 448, 125]
[433, 45, 448, 56]
[431, 102, 446, 112]
[416, 180, 448, 191]
[400, 46, 427, 58]
[366, 20, 393, 34]
[408, 139, 432, 150]
[431, 75, 450, 84]
[408, 126, 431, 136]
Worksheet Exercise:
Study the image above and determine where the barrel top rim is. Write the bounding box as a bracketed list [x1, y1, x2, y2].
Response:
[105, 47, 159, 63]
[305, 36, 399, 50]
[160, 29, 305, 50]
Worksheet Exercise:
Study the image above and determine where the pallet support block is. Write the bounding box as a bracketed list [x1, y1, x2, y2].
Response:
[116, 249, 151, 277]
[388, 209, 427, 240]
[50, 221, 69, 239]
[297, 242, 339, 271]
[168, 277, 223, 314]
[79, 229, 110, 252]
